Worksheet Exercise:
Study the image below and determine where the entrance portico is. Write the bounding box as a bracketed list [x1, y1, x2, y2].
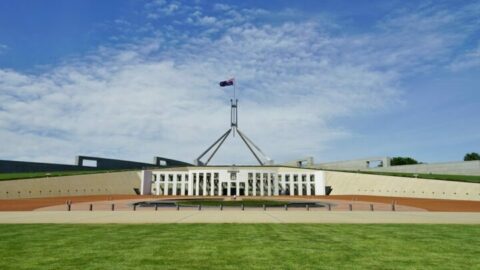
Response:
[141, 166, 326, 197]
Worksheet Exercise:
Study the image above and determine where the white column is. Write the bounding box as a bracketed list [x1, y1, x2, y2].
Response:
[195, 173, 200, 196]
[236, 180, 240, 196]
[227, 181, 231, 196]
[289, 174, 294, 196]
[180, 174, 186, 196]
[281, 174, 286, 193]
[297, 174, 303, 196]
[306, 174, 312, 196]
[218, 170, 227, 196]
[163, 174, 168, 196]
[204, 173, 208, 196]
[260, 173, 265, 196]
[210, 173, 215, 196]
[273, 173, 279, 196]
[197, 173, 201, 196]
[253, 174, 257, 196]
[218, 181, 223, 196]
[245, 177, 249, 196]
[188, 173, 193, 196]
[267, 173, 272, 196]
[213, 174, 217, 196]
[201, 173, 206, 196]
[156, 174, 160, 195]
[173, 174, 178, 196]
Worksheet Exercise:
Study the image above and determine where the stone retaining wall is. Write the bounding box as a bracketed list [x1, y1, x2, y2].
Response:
[0, 171, 140, 199]
[326, 171, 480, 201]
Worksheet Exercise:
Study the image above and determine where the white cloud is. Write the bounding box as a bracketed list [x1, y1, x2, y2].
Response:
[1, 1, 477, 165]
[449, 44, 480, 71]
[0, 20, 399, 165]
[197, 16, 217, 25]
[145, 0, 181, 19]
[368, 2, 480, 73]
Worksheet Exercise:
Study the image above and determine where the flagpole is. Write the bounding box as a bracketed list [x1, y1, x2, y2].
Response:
[233, 79, 236, 137]
[195, 77, 272, 166]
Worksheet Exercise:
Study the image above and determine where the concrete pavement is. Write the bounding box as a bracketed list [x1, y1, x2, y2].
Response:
[1, 210, 479, 224]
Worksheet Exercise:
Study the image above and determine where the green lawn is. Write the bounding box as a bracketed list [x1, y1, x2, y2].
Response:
[3, 169, 479, 184]
[0, 170, 132, 181]
[1, 224, 479, 269]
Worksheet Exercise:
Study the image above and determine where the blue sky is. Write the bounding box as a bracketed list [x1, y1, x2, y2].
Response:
[0, 0, 479, 165]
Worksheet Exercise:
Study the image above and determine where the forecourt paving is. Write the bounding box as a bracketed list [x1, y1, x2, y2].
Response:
[1, 210, 479, 224]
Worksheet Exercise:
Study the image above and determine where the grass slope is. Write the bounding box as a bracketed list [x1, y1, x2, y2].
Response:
[0, 224, 478, 269]
[3, 169, 479, 184]
[0, 170, 132, 181]
[328, 169, 480, 184]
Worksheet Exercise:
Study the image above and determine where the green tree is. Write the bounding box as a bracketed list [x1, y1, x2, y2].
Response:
[390, 156, 419, 166]
[464, 152, 480, 161]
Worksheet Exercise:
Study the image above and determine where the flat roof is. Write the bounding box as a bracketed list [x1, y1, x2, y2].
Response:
[147, 165, 321, 172]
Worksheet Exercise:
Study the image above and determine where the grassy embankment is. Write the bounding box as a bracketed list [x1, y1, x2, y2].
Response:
[0, 170, 133, 181]
[1, 169, 479, 184]
[327, 169, 480, 183]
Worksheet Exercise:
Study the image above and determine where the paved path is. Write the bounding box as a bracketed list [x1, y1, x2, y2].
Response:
[1, 211, 479, 224]
[3, 195, 479, 211]
[34, 198, 424, 212]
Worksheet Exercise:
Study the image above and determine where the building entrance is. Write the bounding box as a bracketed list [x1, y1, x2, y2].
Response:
[221, 188, 245, 196]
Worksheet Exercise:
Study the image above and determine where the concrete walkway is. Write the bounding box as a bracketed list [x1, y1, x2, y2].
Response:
[1, 210, 479, 224]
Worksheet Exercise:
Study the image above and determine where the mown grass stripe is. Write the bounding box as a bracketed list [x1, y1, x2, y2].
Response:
[0, 224, 478, 270]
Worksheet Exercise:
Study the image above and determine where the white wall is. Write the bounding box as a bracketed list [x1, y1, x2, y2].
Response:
[367, 160, 480, 176]
[315, 160, 480, 176]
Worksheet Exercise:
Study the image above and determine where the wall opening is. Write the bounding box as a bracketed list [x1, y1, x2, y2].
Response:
[367, 160, 383, 168]
[82, 160, 97, 167]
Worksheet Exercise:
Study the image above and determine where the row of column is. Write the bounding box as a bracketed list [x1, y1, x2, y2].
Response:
[245, 172, 278, 196]
[154, 173, 219, 196]
[278, 174, 316, 196]
[152, 172, 319, 196]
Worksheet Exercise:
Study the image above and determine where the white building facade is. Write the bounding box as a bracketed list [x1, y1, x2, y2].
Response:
[140, 166, 326, 196]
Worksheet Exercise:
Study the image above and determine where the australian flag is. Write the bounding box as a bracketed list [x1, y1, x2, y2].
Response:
[219, 78, 235, 87]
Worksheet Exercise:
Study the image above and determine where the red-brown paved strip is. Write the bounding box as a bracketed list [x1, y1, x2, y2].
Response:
[0, 195, 479, 212]
[322, 195, 480, 212]
[0, 195, 158, 211]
